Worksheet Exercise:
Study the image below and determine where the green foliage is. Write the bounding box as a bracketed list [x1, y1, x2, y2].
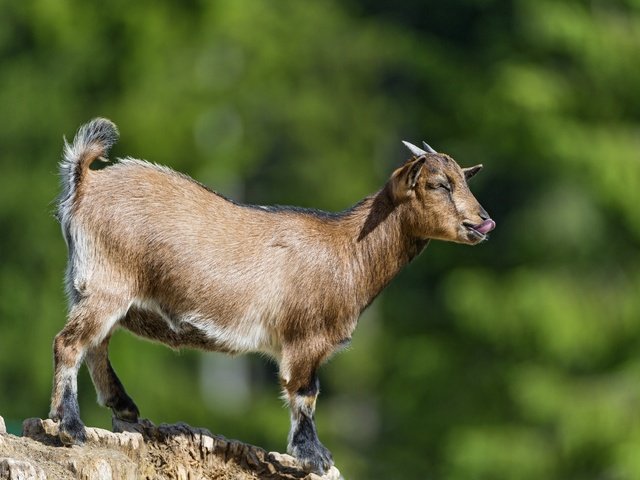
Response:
[1, 0, 639, 478]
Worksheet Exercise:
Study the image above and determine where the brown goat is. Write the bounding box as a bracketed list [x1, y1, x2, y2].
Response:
[50, 118, 495, 474]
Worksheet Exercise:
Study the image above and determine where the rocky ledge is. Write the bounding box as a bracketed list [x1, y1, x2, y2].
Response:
[0, 415, 342, 480]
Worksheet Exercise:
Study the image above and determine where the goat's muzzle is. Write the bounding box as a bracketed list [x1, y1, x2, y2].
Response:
[463, 219, 496, 243]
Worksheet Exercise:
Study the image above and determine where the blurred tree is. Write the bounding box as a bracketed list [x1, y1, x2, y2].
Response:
[0, 0, 638, 478]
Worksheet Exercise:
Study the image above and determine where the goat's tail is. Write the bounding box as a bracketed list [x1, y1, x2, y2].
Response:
[57, 118, 119, 220]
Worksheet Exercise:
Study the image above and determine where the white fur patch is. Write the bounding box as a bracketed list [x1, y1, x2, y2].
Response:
[182, 310, 279, 356]
[130, 297, 282, 357]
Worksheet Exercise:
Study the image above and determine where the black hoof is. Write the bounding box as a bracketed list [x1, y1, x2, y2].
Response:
[109, 395, 140, 423]
[289, 440, 334, 475]
[59, 416, 86, 446]
[113, 405, 140, 423]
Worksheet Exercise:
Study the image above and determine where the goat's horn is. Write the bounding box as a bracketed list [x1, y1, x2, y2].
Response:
[402, 141, 427, 157]
[422, 141, 437, 154]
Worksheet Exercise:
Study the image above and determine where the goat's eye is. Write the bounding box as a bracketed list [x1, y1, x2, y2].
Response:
[438, 183, 452, 193]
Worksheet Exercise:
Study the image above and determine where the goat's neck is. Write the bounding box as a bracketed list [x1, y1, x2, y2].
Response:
[341, 188, 427, 308]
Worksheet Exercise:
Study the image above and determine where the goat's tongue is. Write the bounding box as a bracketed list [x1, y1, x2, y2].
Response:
[475, 219, 496, 234]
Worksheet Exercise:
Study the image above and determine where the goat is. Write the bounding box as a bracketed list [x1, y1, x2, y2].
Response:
[50, 118, 495, 474]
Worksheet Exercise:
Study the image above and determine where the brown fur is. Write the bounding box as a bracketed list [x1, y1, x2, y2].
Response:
[50, 119, 493, 474]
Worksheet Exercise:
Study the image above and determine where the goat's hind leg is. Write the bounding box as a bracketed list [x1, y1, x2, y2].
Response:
[50, 294, 128, 445]
[85, 335, 139, 423]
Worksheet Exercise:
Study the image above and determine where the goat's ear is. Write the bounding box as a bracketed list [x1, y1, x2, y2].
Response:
[389, 157, 426, 202]
[407, 157, 427, 188]
[463, 164, 483, 180]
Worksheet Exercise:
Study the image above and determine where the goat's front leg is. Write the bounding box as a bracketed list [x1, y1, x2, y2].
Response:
[280, 352, 333, 475]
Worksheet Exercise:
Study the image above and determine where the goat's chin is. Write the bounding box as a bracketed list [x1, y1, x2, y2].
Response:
[463, 230, 487, 245]
[451, 227, 483, 245]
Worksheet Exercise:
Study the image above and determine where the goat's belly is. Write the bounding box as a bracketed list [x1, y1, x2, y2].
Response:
[181, 312, 280, 357]
[120, 302, 280, 357]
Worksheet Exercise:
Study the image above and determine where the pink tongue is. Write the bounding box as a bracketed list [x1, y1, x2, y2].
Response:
[475, 219, 496, 234]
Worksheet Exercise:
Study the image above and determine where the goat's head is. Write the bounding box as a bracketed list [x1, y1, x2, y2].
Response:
[388, 141, 495, 245]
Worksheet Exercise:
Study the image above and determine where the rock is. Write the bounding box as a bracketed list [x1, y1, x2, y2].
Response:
[20, 418, 140, 479]
[0, 418, 342, 480]
[267, 453, 343, 480]
[0, 458, 46, 480]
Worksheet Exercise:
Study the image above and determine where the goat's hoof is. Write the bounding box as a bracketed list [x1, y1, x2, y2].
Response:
[289, 440, 334, 475]
[113, 406, 139, 423]
[59, 417, 86, 446]
[108, 395, 140, 423]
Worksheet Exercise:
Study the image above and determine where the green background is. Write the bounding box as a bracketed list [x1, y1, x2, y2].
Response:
[1, 1, 639, 478]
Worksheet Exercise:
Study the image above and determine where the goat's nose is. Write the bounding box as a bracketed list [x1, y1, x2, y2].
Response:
[478, 207, 490, 220]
